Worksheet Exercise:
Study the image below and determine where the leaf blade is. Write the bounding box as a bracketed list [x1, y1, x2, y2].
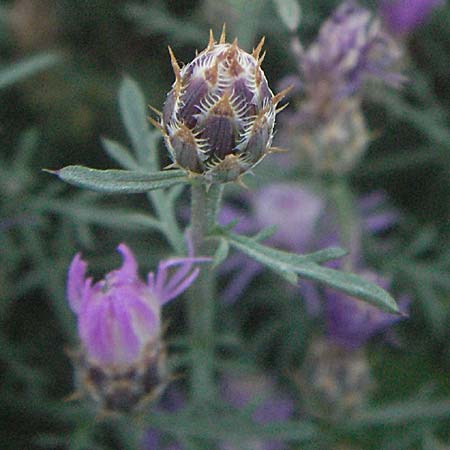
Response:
[52, 165, 187, 193]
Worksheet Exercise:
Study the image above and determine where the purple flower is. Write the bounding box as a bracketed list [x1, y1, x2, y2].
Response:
[219, 372, 294, 450]
[379, 0, 444, 35]
[325, 270, 409, 350]
[301, 1, 404, 98]
[220, 183, 324, 303]
[277, 1, 404, 174]
[220, 183, 398, 304]
[67, 242, 209, 412]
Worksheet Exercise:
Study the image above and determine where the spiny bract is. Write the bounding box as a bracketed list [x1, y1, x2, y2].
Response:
[151, 27, 289, 184]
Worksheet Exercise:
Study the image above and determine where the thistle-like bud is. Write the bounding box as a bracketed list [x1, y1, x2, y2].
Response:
[152, 27, 288, 184]
[297, 337, 373, 420]
[66, 243, 208, 414]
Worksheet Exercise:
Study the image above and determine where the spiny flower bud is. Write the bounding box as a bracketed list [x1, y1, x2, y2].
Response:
[151, 27, 289, 184]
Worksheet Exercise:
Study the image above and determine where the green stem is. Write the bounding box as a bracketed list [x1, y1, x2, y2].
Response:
[328, 177, 359, 271]
[188, 182, 223, 406]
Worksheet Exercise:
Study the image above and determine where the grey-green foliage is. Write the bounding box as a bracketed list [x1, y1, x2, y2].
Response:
[54, 76, 400, 315]
[0, 52, 61, 89]
[218, 228, 400, 313]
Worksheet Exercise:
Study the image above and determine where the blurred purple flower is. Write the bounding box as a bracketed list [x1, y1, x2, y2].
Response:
[301, 1, 404, 99]
[220, 182, 398, 304]
[325, 270, 409, 350]
[142, 373, 293, 450]
[379, 0, 444, 35]
[277, 1, 404, 174]
[67, 240, 209, 412]
[219, 372, 294, 450]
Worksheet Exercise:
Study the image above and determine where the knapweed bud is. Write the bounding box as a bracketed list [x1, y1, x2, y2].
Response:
[297, 337, 373, 420]
[152, 27, 288, 184]
[67, 243, 208, 414]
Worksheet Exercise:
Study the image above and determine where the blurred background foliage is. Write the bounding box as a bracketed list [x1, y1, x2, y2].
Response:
[0, 0, 449, 449]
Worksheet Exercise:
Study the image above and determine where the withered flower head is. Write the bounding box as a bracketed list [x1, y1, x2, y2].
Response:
[151, 27, 289, 184]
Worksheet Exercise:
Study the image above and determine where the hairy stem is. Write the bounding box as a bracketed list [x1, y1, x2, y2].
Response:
[188, 182, 223, 406]
[328, 177, 359, 271]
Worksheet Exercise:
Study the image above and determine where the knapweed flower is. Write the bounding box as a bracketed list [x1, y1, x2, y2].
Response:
[297, 337, 373, 419]
[151, 27, 289, 184]
[67, 243, 209, 413]
[379, 0, 444, 36]
[278, 1, 404, 175]
[219, 371, 294, 450]
[325, 270, 409, 350]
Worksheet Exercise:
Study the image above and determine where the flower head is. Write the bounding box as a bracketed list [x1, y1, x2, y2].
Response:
[379, 0, 444, 35]
[67, 242, 208, 413]
[152, 27, 288, 184]
[302, 1, 404, 98]
[325, 270, 409, 350]
[278, 1, 404, 174]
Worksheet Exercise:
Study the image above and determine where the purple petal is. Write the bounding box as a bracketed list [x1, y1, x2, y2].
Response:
[379, 0, 444, 35]
[101, 243, 139, 288]
[67, 253, 88, 314]
[221, 258, 262, 304]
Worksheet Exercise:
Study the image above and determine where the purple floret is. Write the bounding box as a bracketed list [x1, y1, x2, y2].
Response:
[67, 241, 209, 368]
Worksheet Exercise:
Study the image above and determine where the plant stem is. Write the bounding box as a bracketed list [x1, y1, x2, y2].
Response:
[188, 182, 223, 406]
[328, 177, 359, 271]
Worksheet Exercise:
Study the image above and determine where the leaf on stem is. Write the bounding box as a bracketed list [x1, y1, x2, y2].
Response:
[49, 166, 187, 194]
[219, 230, 399, 314]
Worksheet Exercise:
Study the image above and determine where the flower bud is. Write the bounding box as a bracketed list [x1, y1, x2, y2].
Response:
[152, 28, 288, 184]
[67, 243, 208, 414]
[297, 337, 373, 419]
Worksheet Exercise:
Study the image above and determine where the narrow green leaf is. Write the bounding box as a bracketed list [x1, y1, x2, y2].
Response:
[252, 225, 278, 242]
[0, 52, 61, 89]
[51, 165, 187, 193]
[273, 0, 301, 31]
[119, 76, 148, 151]
[118, 76, 161, 168]
[222, 230, 343, 269]
[212, 238, 230, 268]
[222, 231, 399, 313]
[101, 137, 138, 170]
[302, 246, 348, 264]
[38, 199, 161, 231]
[144, 410, 319, 442]
[345, 399, 450, 428]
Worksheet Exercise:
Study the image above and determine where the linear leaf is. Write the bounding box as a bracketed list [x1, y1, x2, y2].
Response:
[101, 137, 138, 170]
[345, 399, 450, 428]
[0, 52, 61, 89]
[212, 238, 230, 268]
[118, 76, 161, 168]
[38, 200, 161, 231]
[51, 166, 187, 193]
[273, 0, 301, 31]
[222, 230, 399, 313]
